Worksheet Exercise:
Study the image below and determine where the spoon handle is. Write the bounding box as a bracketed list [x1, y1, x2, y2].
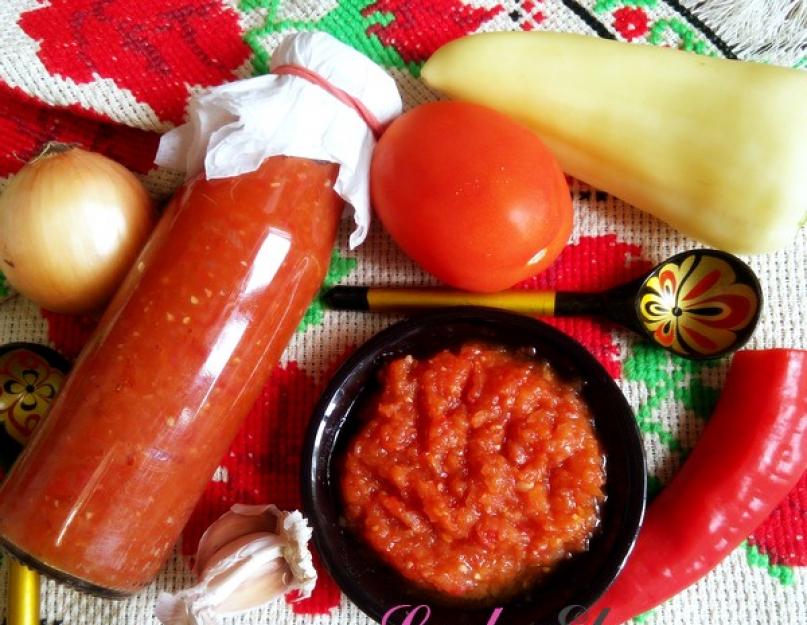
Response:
[7, 561, 39, 625]
[323, 286, 606, 317]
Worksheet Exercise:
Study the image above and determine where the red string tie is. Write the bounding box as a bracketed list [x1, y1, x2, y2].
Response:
[273, 64, 386, 140]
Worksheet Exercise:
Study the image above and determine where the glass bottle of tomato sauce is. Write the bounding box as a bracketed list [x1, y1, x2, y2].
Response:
[0, 33, 400, 596]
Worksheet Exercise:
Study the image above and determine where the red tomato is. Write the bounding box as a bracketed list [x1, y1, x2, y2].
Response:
[371, 101, 573, 292]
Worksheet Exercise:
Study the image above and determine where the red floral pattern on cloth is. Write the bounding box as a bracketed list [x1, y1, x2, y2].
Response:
[363, 0, 502, 65]
[613, 7, 649, 42]
[751, 472, 807, 566]
[512, 0, 545, 31]
[516, 234, 653, 378]
[18, 0, 251, 125]
[0, 86, 159, 177]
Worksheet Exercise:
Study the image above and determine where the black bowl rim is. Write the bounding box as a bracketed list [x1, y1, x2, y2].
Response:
[302, 308, 647, 624]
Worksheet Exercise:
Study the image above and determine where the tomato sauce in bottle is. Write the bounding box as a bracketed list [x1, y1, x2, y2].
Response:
[0, 156, 340, 594]
[0, 32, 401, 595]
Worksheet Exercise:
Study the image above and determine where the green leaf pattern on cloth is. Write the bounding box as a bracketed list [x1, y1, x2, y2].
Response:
[594, 0, 656, 14]
[633, 611, 653, 624]
[240, 0, 414, 75]
[298, 248, 357, 333]
[593, 0, 716, 56]
[648, 18, 714, 55]
[745, 542, 795, 586]
[624, 342, 721, 456]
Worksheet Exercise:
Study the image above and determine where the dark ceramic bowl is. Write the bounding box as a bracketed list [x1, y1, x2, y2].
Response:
[302, 309, 646, 625]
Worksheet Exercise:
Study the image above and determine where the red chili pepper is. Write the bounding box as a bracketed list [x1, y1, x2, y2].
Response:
[580, 349, 807, 625]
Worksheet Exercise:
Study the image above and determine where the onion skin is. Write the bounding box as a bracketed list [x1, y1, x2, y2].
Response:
[0, 146, 154, 313]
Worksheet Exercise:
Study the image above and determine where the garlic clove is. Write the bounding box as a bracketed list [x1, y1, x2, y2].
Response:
[155, 505, 318, 625]
[211, 557, 290, 614]
[194, 505, 278, 574]
[199, 531, 285, 579]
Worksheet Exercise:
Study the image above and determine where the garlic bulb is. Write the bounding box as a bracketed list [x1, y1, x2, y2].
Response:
[155, 505, 317, 625]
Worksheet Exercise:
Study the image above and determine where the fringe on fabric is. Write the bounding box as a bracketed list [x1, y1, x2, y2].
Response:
[683, 0, 807, 66]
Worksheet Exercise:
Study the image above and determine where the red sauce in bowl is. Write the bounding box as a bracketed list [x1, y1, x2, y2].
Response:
[341, 343, 605, 601]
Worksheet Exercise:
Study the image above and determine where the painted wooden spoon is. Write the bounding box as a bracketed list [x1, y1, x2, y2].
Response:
[324, 249, 762, 360]
[0, 344, 69, 625]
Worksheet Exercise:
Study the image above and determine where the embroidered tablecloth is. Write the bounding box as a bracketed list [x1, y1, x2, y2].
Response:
[0, 1, 805, 624]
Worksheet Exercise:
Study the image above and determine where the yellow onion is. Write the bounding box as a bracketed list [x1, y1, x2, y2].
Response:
[0, 144, 154, 313]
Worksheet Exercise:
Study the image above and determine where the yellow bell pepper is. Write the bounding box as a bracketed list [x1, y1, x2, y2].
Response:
[421, 32, 807, 254]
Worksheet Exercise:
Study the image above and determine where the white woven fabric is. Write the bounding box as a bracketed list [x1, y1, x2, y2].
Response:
[0, 0, 804, 623]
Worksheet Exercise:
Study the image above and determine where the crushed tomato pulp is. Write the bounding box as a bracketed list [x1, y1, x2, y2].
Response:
[342, 343, 606, 601]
